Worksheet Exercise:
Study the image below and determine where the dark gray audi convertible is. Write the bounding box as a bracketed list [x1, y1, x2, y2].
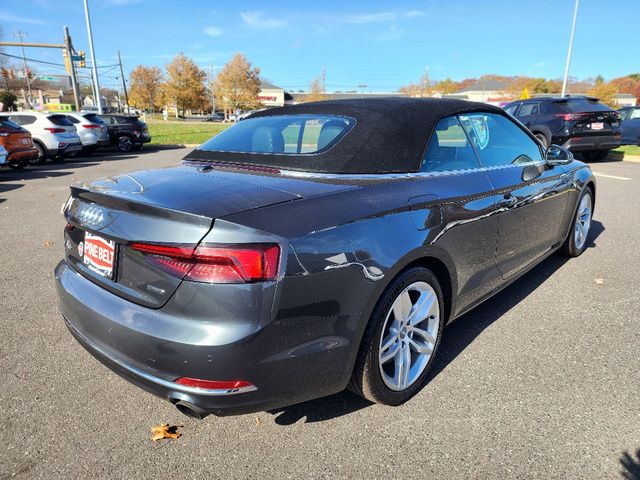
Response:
[55, 98, 595, 418]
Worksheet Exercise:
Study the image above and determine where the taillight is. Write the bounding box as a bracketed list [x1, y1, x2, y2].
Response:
[554, 113, 589, 121]
[174, 377, 255, 391]
[82, 124, 101, 129]
[130, 242, 280, 283]
[44, 127, 65, 133]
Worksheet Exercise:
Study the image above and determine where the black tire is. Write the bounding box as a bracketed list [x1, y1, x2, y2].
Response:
[349, 266, 444, 405]
[8, 162, 26, 170]
[582, 150, 609, 162]
[560, 186, 593, 257]
[117, 135, 134, 152]
[534, 133, 549, 149]
[32, 142, 47, 165]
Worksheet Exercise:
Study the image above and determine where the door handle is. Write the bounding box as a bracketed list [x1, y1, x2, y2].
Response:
[499, 194, 518, 208]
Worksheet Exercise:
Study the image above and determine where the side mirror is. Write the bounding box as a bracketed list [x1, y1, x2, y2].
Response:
[545, 145, 573, 166]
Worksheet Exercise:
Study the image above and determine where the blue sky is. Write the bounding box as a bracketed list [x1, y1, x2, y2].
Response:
[1, 0, 638, 92]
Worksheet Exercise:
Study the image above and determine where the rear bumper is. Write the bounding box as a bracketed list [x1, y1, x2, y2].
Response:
[562, 134, 621, 151]
[7, 147, 38, 164]
[54, 260, 355, 415]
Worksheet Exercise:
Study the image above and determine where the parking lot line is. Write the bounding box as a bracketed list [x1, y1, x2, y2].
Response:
[592, 172, 632, 181]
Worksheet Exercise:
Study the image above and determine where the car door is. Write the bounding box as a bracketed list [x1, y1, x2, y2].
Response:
[419, 115, 503, 312]
[516, 102, 540, 129]
[621, 107, 640, 145]
[459, 112, 570, 280]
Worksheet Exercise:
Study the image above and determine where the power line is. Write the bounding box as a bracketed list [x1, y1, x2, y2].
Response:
[0, 51, 65, 68]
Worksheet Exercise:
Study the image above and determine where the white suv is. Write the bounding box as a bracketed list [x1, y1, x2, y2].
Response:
[0, 112, 82, 163]
[64, 113, 110, 153]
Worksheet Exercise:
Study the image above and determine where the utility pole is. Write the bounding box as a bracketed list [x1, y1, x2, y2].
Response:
[13, 30, 33, 108]
[561, 0, 580, 97]
[83, 0, 102, 113]
[209, 62, 215, 113]
[63, 27, 82, 112]
[117, 50, 129, 114]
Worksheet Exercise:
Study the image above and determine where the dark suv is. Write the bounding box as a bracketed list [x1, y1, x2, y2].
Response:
[504, 96, 621, 161]
[97, 114, 151, 152]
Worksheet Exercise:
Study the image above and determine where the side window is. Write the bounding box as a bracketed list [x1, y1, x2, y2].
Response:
[504, 104, 518, 116]
[421, 116, 481, 173]
[630, 108, 640, 120]
[459, 112, 543, 167]
[11, 115, 36, 125]
[518, 103, 539, 117]
[618, 110, 629, 121]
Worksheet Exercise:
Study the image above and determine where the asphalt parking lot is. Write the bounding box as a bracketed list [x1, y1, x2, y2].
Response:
[1, 149, 639, 479]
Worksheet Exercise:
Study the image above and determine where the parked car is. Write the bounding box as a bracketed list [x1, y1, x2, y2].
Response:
[64, 113, 110, 154]
[0, 117, 39, 169]
[504, 96, 621, 161]
[203, 112, 225, 122]
[617, 105, 640, 145]
[97, 114, 151, 152]
[56, 98, 595, 419]
[0, 144, 6, 166]
[0, 112, 82, 163]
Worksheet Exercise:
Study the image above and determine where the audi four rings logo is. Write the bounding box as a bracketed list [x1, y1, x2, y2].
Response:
[76, 204, 107, 227]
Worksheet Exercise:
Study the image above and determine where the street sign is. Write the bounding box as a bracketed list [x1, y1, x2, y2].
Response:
[71, 54, 81, 61]
[38, 76, 58, 81]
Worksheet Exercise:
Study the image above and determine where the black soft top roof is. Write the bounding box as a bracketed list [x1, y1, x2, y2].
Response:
[186, 97, 505, 174]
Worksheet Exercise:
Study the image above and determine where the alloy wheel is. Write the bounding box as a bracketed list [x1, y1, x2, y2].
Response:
[378, 281, 440, 391]
[574, 193, 592, 250]
[118, 136, 133, 152]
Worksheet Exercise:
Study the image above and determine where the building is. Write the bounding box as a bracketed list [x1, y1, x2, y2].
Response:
[287, 91, 406, 104]
[615, 93, 637, 107]
[257, 80, 287, 107]
[449, 79, 512, 105]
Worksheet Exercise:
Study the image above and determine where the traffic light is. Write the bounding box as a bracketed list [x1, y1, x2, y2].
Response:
[78, 51, 86, 68]
[26, 69, 33, 81]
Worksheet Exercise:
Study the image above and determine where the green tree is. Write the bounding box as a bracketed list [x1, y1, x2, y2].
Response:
[0, 90, 17, 111]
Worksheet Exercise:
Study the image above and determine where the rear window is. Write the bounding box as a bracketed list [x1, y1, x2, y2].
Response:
[555, 98, 612, 113]
[0, 118, 22, 130]
[48, 114, 74, 126]
[83, 114, 105, 124]
[198, 115, 354, 155]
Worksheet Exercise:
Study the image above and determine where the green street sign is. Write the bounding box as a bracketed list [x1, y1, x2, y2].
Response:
[38, 76, 58, 82]
[71, 54, 81, 61]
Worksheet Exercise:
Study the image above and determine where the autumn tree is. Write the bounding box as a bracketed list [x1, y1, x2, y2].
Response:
[399, 71, 433, 97]
[163, 53, 207, 115]
[587, 81, 619, 108]
[129, 65, 164, 112]
[304, 69, 327, 102]
[433, 78, 459, 95]
[213, 53, 261, 117]
[610, 74, 640, 101]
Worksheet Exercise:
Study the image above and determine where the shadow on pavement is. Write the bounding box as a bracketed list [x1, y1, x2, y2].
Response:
[620, 449, 640, 480]
[267, 222, 605, 424]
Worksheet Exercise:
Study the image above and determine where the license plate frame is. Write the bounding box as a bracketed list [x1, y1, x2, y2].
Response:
[82, 232, 116, 279]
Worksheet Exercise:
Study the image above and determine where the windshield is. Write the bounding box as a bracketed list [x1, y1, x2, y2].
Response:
[198, 115, 354, 155]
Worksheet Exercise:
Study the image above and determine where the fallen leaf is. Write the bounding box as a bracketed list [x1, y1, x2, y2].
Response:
[43, 240, 54, 247]
[594, 278, 604, 285]
[255, 416, 262, 426]
[150, 423, 182, 441]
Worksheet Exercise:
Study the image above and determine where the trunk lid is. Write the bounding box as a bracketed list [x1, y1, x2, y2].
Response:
[64, 164, 357, 307]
